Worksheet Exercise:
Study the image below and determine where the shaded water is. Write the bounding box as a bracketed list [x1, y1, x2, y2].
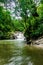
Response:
[0, 40, 43, 65]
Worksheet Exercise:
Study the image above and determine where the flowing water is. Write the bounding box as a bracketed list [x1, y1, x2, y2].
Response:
[0, 40, 43, 65]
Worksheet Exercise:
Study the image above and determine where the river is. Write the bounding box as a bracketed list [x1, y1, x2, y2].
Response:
[0, 40, 43, 65]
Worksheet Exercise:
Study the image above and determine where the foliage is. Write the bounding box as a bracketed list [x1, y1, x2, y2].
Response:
[12, 19, 24, 32]
[0, 6, 24, 39]
[23, 0, 43, 40]
[25, 15, 43, 40]
[37, 4, 43, 18]
[14, 0, 38, 29]
[0, 6, 15, 39]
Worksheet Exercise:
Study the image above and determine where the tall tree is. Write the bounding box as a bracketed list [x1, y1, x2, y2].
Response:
[0, 6, 15, 39]
[14, 0, 39, 35]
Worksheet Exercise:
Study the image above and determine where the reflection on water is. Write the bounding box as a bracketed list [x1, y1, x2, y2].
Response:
[0, 40, 43, 65]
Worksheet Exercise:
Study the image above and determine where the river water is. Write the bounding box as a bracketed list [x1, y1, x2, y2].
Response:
[0, 40, 43, 65]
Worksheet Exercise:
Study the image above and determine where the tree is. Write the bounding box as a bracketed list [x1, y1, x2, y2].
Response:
[37, 4, 43, 18]
[0, 6, 15, 39]
[13, 0, 40, 43]
[40, 0, 43, 3]
[14, 0, 39, 29]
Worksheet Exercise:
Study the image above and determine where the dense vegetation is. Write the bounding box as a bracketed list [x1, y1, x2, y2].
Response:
[0, 6, 15, 39]
[24, 3, 43, 40]
[14, 0, 43, 40]
[0, 0, 43, 41]
[0, 6, 24, 39]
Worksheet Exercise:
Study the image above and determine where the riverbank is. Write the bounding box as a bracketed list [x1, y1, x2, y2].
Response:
[33, 44, 43, 48]
[25, 37, 43, 48]
[32, 38, 43, 48]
